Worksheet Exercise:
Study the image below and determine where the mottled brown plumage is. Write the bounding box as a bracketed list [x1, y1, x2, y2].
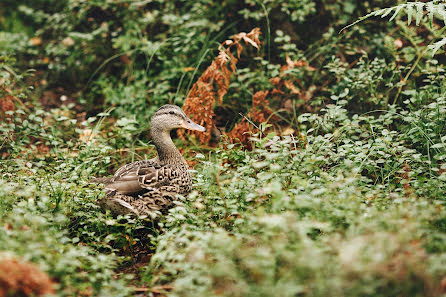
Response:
[93, 105, 205, 219]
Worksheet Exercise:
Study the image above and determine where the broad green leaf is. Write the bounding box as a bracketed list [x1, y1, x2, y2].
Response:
[431, 143, 444, 149]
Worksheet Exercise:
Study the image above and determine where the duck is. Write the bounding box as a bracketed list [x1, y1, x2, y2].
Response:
[92, 104, 206, 219]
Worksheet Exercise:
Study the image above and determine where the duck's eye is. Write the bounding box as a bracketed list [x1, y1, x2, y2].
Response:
[187, 120, 191, 123]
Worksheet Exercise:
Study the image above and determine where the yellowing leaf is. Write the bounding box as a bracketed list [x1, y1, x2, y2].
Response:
[29, 37, 42, 46]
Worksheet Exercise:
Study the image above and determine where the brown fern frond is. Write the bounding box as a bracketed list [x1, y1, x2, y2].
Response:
[226, 90, 273, 149]
[269, 54, 317, 113]
[226, 54, 315, 149]
[0, 256, 55, 297]
[180, 28, 262, 144]
[402, 161, 413, 198]
[0, 86, 16, 120]
[270, 54, 315, 97]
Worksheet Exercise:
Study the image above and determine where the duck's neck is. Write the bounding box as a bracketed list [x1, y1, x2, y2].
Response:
[151, 128, 186, 165]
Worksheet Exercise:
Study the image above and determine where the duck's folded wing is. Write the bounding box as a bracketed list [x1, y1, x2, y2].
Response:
[104, 171, 144, 194]
[136, 166, 174, 189]
[104, 162, 172, 195]
[114, 159, 158, 177]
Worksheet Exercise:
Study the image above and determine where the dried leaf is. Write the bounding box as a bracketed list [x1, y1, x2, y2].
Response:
[284, 80, 300, 94]
[29, 37, 42, 46]
[242, 36, 259, 49]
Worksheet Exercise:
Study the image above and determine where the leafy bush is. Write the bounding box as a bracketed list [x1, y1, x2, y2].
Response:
[0, 0, 404, 125]
[2, 0, 446, 296]
[148, 97, 445, 296]
[0, 180, 132, 296]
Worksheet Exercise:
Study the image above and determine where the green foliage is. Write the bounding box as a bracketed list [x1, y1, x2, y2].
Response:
[1, 0, 446, 296]
[0, 181, 132, 296]
[0, 0, 399, 123]
[344, 1, 446, 56]
[241, 0, 316, 23]
[325, 55, 401, 108]
[0, 62, 150, 295]
[148, 98, 445, 295]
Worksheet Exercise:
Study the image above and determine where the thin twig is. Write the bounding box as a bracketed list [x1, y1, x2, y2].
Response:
[392, 49, 426, 105]
[239, 112, 260, 131]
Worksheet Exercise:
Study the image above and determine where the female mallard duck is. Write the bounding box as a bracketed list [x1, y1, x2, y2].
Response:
[93, 105, 205, 218]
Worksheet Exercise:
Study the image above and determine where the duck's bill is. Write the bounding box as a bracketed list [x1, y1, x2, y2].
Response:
[183, 119, 206, 132]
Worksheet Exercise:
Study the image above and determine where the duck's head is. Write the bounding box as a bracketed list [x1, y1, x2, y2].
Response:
[151, 104, 206, 133]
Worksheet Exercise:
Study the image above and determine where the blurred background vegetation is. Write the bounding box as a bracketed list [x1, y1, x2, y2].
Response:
[1, 0, 446, 296]
[1, 0, 401, 125]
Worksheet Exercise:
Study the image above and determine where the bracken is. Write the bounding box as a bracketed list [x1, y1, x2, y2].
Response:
[0, 256, 55, 297]
[180, 28, 261, 144]
[226, 90, 273, 150]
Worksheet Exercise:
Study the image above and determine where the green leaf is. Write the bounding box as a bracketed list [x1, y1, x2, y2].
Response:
[427, 2, 435, 28]
[407, 3, 414, 25]
[438, 3, 446, 26]
[428, 38, 446, 56]
[431, 143, 444, 149]
[381, 7, 394, 18]
[373, 8, 388, 17]
[389, 5, 403, 22]
[416, 3, 424, 26]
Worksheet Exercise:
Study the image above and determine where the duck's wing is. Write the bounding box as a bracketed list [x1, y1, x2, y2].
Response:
[114, 159, 158, 177]
[90, 160, 156, 186]
[103, 159, 176, 195]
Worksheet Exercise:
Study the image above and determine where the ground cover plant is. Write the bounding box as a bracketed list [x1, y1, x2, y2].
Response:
[1, 0, 446, 296]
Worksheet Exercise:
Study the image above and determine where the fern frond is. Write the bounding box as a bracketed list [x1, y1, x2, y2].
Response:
[407, 3, 414, 25]
[342, 2, 446, 31]
[428, 37, 446, 55]
[389, 5, 403, 22]
[416, 2, 424, 26]
[341, 1, 446, 56]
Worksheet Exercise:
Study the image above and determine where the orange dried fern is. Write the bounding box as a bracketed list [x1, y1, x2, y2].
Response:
[0, 88, 16, 120]
[270, 54, 316, 111]
[226, 90, 273, 149]
[226, 54, 318, 149]
[0, 256, 55, 297]
[179, 28, 261, 144]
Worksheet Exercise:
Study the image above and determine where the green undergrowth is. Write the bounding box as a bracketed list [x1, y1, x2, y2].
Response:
[0, 107, 137, 295]
[1, 0, 446, 296]
[146, 91, 446, 296]
[2, 74, 444, 295]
